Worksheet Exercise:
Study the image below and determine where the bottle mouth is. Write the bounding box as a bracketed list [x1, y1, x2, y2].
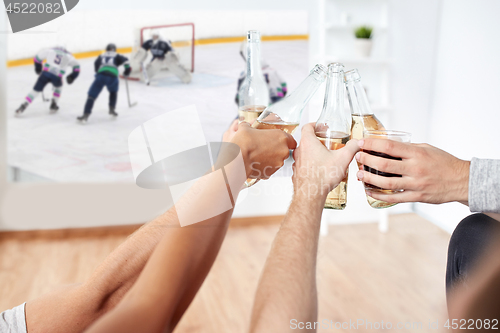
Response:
[247, 30, 261, 42]
[363, 130, 412, 142]
[311, 64, 328, 81]
[344, 69, 361, 82]
[328, 62, 345, 73]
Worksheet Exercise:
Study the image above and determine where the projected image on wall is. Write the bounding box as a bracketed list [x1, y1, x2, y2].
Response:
[6, 9, 308, 183]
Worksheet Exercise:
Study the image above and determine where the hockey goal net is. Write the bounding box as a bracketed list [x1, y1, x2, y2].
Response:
[132, 23, 195, 73]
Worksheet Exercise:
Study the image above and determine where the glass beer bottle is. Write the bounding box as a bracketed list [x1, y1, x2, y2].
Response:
[238, 30, 270, 123]
[344, 69, 395, 209]
[245, 64, 328, 187]
[315, 63, 351, 209]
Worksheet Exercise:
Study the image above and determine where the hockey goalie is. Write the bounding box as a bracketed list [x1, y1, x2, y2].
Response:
[129, 31, 192, 85]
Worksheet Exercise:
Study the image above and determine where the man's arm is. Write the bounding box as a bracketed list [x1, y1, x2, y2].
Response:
[116, 54, 131, 77]
[94, 56, 101, 73]
[81, 122, 296, 333]
[468, 158, 500, 214]
[249, 123, 359, 332]
[33, 49, 47, 75]
[355, 139, 470, 205]
[25, 122, 295, 333]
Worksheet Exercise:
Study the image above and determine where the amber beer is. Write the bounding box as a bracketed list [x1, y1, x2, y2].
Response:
[252, 118, 299, 134]
[243, 64, 328, 188]
[317, 131, 350, 209]
[351, 113, 385, 139]
[238, 105, 267, 123]
[350, 113, 394, 208]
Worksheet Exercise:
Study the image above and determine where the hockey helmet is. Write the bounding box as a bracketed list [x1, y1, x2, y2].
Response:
[151, 30, 161, 40]
[106, 43, 117, 52]
[54, 45, 68, 52]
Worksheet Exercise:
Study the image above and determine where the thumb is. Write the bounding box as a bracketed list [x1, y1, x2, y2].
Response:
[301, 122, 316, 139]
[337, 139, 360, 166]
[237, 121, 251, 130]
[284, 132, 297, 150]
[229, 119, 239, 131]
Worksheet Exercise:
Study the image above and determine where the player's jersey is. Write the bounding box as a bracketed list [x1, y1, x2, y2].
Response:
[142, 39, 173, 60]
[34, 47, 80, 77]
[95, 51, 130, 77]
[236, 65, 288, 103]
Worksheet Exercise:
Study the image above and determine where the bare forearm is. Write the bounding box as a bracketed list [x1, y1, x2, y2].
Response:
[84, 211, 233, 333]
[250, 191, 326, 333]
[86, 163, 244, 333]
[26, 209, 178, 333]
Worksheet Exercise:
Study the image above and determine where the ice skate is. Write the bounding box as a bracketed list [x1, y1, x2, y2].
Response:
[49, 99, 59, 113]
[15, 102, 28, 115]
[77, 114, 89, 124]
[109, 107, 118, 117]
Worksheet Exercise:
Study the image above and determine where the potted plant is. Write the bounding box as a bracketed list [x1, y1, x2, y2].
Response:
[354, 26, 373, 58]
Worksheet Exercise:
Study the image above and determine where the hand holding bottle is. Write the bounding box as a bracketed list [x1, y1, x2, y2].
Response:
[222, 119, 239, 143]
[293, 123, 360, 199]
[231, 122, 297, 180]
[355, 139, 470, 204]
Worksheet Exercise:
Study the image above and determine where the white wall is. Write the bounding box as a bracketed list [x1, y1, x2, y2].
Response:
[7, 10, 308, 60]
[388, 0, 442, 143]
[414, 0, 500, 233]
[73, 0, 310, 11]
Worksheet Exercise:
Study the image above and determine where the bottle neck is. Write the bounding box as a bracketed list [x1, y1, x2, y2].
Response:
[345, 79, 373, 115]
[322, 71, 344, 119]
[285, 72, 324, 110]
[317, 70, 349, 134]
[259, 66, 326, 124]
[247, 40, 263, 78]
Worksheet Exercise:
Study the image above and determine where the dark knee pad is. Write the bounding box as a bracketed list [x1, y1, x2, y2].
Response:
[109, 92, 117, 108]
[446, 213, 499, 299]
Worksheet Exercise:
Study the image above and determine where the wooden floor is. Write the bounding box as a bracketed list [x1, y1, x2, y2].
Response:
[0, 214, 450, 332]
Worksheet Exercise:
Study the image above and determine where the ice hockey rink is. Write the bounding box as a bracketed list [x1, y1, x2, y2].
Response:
[7, 40, 307, 182]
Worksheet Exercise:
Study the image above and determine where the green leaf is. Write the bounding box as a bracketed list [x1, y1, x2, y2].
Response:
[354, 26, 373, 39]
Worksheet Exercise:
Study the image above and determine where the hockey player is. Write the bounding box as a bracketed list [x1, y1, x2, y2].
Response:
[77, 44, 131, 124]
[15, 46, 80, 115]
[235, 43, 287, 106]
[131, 31, 192, 84]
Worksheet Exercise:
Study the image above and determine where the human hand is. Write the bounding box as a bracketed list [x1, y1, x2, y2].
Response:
[222, 119, 239, 143]
[231, 122, 297, 179]
[355, 139, 470, 204]
[292, 123, 359, 198]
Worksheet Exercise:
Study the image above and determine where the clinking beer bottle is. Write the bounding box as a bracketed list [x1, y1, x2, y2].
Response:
[315, 63, 351, 209]
[245, 64, 328, 187]
[237, 30, 270, 123]
[344, 69, 395, 209]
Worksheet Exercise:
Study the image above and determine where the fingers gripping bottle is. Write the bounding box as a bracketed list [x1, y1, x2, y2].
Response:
[245, 64, 328, 187]
[238, 30, 270, 124]
[315, 63, 352, 209]
[344, 69, 395, 209]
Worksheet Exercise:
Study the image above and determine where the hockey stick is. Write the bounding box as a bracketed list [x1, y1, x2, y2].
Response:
[38, 73, 49, 102]
[41, 90, 50, 102]
[125, 77, 137, 107]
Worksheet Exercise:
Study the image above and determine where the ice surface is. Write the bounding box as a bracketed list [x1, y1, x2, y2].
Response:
[7, 41, 308, 182]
